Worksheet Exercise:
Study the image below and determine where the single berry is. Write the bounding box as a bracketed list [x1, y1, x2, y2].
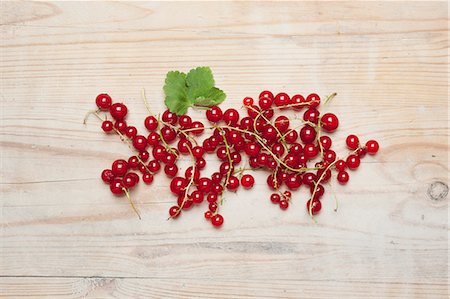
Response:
[366, 140, 379, 154]
[241, 174, 255, 189]
[279, 200, 289, 210]
[321, 113, 339, 132]
[110, 103, 128, 120]
[206, 106, 223, 123]
[96, 93, 112, 110]
[337, 171, 349, 184]
[101, 169, 115, 184]
[270, 193, 281, 204]
[243, 97, 254, 106]
[346, 154, 360, 170]
[101, 120, 113, 133]
[306, 199, 321, 215]
[144, 116, 158, 131]
[111, 159, 128, 177]
[211, 214, 224, 227]
[346, 135, 359, 150]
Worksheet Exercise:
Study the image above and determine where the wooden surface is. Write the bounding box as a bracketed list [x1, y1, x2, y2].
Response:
[1, 1, 449, 298]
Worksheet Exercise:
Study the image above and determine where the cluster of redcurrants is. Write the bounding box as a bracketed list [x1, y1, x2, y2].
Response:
[93, 90, 379, 227]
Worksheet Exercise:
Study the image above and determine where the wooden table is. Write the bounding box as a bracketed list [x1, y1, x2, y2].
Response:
[1, 1, 448, 298]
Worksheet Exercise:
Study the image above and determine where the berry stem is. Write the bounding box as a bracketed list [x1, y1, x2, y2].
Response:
[88, 110, 154, 175]
[247, 105, 289, 151]
[324, 92, 337, 106]
[309, 159, 338, 218]
[122, 187, 141, 220]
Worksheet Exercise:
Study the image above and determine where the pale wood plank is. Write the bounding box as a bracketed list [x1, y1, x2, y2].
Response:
[1, 1, 448, 298]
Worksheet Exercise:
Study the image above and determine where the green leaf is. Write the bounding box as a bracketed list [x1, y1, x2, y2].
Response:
[163, 71, 191, 115]
[186, 67, 215, 102]
[193, 87, 226, 107]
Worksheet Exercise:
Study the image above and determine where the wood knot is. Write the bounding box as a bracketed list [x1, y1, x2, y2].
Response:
[427, 181, 448, 201]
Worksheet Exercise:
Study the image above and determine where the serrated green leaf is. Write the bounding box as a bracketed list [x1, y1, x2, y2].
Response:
[193, 87, 226, 107]
[186, 67, 215, 102]
[163, 71, 192, 115]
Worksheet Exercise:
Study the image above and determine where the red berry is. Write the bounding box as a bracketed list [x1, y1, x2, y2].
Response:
[111, 159, 128, 177]
[207, 192, 219, 203]
[96, 93, 112, 110]
[356, 147, 367, 158]
[279, 200, 289, 210]
[302, 172, 317, 186]
[169, 206, 180, 218]
[191, 121, 204, 135]
[204, 210, 213, 220]
[147, 160, 160, 173]
[170, 177, 187, 195]
[133, 135, 148, 151]
[270, 193, 281, 204]
[178, 115, 192, 129]
[209, 202, 218, 213]
[284, 130, 298, 144]
[337, 171, 349, 184]
[192, 146, 204, 158]
[243, 97, 254, 106]
[211, 214, 224, 227]
[283, 191, 292, 199]
[142, 172, 154, 184]
[366, 140, 379, 154]
[185, 166, 200, 182]
[125, 126, 137, 139]
[274, 93, 290, 107]
[101, 120, 113, 133]
[306, 199, 321, 215]
[303, 108, 320, 124]
[144, 116, 158, 131]
[247, 105, 260, 119]
[321, 113, 339, 132]
[139, 150, 150, 162]
[114, 121, 127, 133]
[110, 103, 128, 120]
[162, 110, 178, 125]
[178, 195, 193, 210]
[303, 143, 319, 158]
[164, 164, 178, 177]
[300, 125, 317, 143]
[147, 132, 160, 146]
[123, 172, 138, 188]
[195, 157, 206, 170]
[324, 150, 336, 163]
[161, 126, 177, 143]
[206, 106, 223, 123]
[310, 184, 325, 200]
[346, 154, 360, 170]
[346, 135, 359, 150]
[259, 90, 274, 100]
[335, 159, 346, 171]
[197, 177, 212, 193]
[101, 169, 114, 184]
[223, 109, 240, 126]
[226, 176, 240, 191]
[110, 179, 125, 195]
[290, 94, 305, 110]
[259, 97, 273, 110]
[306, 93, 320, 108]
[319, 136, 332, 150]
[240, 174, 254, 189]
[285, 173, 301, 190]
[274, 116, 289, 133]
[272, 143, 285, 156]
[191, 191, 204, 204]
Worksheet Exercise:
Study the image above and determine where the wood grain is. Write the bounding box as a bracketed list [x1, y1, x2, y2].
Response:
[1, 1, 448, 298]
